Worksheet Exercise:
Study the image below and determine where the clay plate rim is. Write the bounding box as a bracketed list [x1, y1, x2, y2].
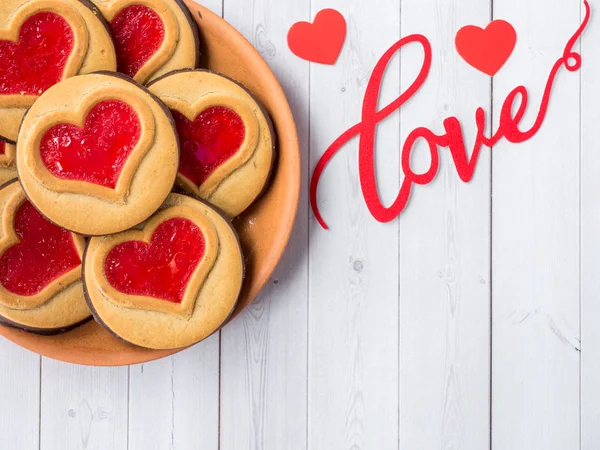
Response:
[0, 1, 301, 366]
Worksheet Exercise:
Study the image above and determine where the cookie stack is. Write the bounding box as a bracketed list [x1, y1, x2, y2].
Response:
[0, 0, 275, 350]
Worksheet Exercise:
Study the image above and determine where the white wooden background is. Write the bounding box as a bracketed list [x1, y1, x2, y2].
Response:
[0, 0, 598, 448]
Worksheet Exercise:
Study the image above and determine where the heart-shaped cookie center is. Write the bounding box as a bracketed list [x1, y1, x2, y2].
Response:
[0, 12, 75, 96]
[172, 106, 246, 187]
[40, 100, 141, 189]
[110, 5, 165, 79]
[104, 218, 206, 304]
[0, 200, 80, 296]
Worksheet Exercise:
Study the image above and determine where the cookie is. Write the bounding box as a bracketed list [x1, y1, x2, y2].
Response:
[0, 139, 17, 186]
[148, 70, 276, 217]
[0, 181, 90, 334]
[91, 0, 199, 84]
[17, 72, 179, 236]
[84, 193, 244, 350]
[0, 0, 117, 142]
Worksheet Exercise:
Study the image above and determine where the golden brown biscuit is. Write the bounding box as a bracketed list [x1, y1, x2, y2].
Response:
[17, 73, 179, 236]
[0, 139, 17, 185]
[84, 193, 244, 350]
[0, 181, 91, 334]
[148, 70, 276, 217]
[0, 0, 117, 142]
[91, 0, 199, 84]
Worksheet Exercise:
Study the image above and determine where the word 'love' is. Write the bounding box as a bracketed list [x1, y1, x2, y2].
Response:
[310, 1, 590, 229]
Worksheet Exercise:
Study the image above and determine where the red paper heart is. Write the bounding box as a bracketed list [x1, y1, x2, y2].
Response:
[455, 20, 517, 76]
[171, 106, 246, 186]
[0, 12, 75, 95]
[110, 5, 165, 79]
[40, 100, 141, 189]
[287, 9, 346, 65]
[0, 201, 80, 296]
[104, 218, 205, 303]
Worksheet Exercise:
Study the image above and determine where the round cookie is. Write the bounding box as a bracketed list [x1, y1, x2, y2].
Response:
[0, 0, 117, 142]
[92, 0, 199, 84]
[0, 181, 91, 334]
[17, 72, 179, 236]
[0, 139, 17, 186]
[148, 70, 276, 218]
[84, 193, 244, 350]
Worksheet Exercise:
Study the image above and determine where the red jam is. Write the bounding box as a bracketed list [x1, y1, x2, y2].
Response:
[0, 141, 5, 156]
[172, 107, 246, 186]
[0, 12, 74, 96]
[40, 100, 141, 189]
[110, 5, 165, 79]
[105, 218, 205, 304]
[0, 200, 81, 296]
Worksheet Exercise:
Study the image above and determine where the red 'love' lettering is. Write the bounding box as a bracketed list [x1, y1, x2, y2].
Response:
[310, 0, 590, 229]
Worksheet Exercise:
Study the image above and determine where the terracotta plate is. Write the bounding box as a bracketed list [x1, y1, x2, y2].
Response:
[0, 1, 300, 366]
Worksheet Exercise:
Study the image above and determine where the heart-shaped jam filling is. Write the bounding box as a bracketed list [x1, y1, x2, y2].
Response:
[172, 106, 246, 186]
[0, 12, 74, 96]
[40, 100, 141, 189]
[110, 5, 165, 79]
[0, 141, 5, 156]
[105, 218, 205, 303]
[0, 200, 81, 296]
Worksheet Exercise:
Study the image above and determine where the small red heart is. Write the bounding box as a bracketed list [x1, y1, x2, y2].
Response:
[455, 20, 517, 76]
[0, 201, 81, 296]
[105, 218, 205, 303]
[40, 100, 141, 189]
[171, 106, 246, 187]
[110, 5, 165, 79]
[0, 12, 74, 95]
[288, 9, 346, 65]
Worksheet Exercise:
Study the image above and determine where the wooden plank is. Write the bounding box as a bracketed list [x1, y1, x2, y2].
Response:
[40, 360, 128, 450]
[491, 0, 581, 449]
[580, 1, 599, 448]
[171, 343, 220, 449]
[218, 0, 309, 449]
[398, 0, 492, 449]
[308, 0, 400, 449]
[0, 342, 39, 450]
[128, 336, 220, 450]
[199, 0, 222, 15]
